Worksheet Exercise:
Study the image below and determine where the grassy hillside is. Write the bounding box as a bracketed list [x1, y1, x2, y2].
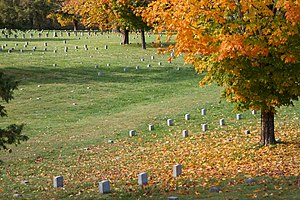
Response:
[0, 30, 299, 199]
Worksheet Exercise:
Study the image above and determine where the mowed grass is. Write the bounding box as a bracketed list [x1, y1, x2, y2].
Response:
[0, 30, 299, 199]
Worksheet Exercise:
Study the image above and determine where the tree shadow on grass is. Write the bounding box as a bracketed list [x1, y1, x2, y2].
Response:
[1, 65, 202, 86]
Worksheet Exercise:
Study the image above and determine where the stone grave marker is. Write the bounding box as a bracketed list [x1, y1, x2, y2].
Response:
[106, 63, 110, 67]
[99, 180, 110, 194]
[44, 42, 47, 46]
[147, 64, 151, 67]
[244, 130, 250, 134]
[129, 130, 135, 137]
[98, 72, 102, 76]
[151, 55, 154, 60]
[173, 164, 182, 177]
[209, 186, 220, 193]
[138, 172, 148, 186]
[236, 114, 242, 120]
[123, 68, 128, 72]
[75, 46, 78, 49]
[141, 58, 144, 61]
[64, 47, 68, 53]
[53, 31, 57, 37]
[95, 65, 99, 69]
[168, 197, 179, 200]
[167, 119, 174, 126]
[202, 124, 208, 131]
[201, 108, 206, 115]
[44, 48, 47, 51]
[220, 119, 225, 126]
[136, 66, 140, 70]
[158, 62, 162, 66]
[53, 176, 64, 188]
[185, 114, 190, 120]
[104, 45, 108, 49]
[252, 110, 257, 115]
[148, 124, 154, 131]
[182, 130, 188, 138]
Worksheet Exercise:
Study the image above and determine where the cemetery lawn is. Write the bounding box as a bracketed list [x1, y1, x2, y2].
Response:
[0, 31, 299, 199]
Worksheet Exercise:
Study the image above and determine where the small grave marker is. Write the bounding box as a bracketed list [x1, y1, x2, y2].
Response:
[138, 172, 148, 186]
[202, 124, 208, 131]
[151, 55, 154, 60]
[167, 119, 174, 126]
[244, 130, 250, 134]
[106, 63, 110, 67]
[220, 119, 225, 126]
[173, 164, 182, 177]
[135, 66, 140, 69]
[168, 197, 179, 200]
[209, 186, 220, 193]
[104, 45, 108, 49]
[148, 124, 154, 131]
[201, 108, 206, 115]
[185, 114, 190, 120]
[99, 180, 110, 194]
[53, 176, 64, 188]
[147, 64, 151, 67]
[182, 130, 188, 138]
[252, 110, 257, 115]
[129, 130, 135, 137]
[98, 72, 102, 76]
[158, 62, 162, 66]
[236, 114, 242, 120]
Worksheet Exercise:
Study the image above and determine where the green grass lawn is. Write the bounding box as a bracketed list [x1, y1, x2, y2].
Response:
[0, 30, 299, 199]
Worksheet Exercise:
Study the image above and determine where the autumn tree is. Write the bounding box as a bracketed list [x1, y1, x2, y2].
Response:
[47, 0, 82, 30]
[142, 0, 300, 145]
[0, 72, 28, 151]
[72, 0, 152, 49]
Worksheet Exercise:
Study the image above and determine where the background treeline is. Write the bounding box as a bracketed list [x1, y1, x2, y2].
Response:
[0, 0, 74, 30]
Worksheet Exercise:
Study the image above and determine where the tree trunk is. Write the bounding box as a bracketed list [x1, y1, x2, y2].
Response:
[121, 29, 129, 44]
[141, 29, 146, 49]
[73, 19, 79, 31]
[260, 109, 276, 145]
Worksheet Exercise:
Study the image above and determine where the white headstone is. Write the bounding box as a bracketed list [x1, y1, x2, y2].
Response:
[252, 110, 257, 115]
[202, 124, 207, 131]
[182, 130, 188, 138]
[201, 108, 206, 115]
[148, 124, 154, 131]
[167, 119, 174, 126]
[236, 114, 242, 120]
[244, 130, 250, 134]
[53, 176, 63, 188]
[129, 130, 135, 137]
[185, 114, 190, 120]
[219, 118, 225, 126]
[138, 172, 148, 186]
[99, 180, 110, 194]
[173, 164, 182, 177]
[168, 197, 179, 200]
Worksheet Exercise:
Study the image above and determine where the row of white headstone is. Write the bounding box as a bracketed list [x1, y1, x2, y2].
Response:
[53, 164, 183, 195]
[128, 109, 257, 138]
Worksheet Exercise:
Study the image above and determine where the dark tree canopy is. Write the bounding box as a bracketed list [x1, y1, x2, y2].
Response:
[0, 72, 28, 151]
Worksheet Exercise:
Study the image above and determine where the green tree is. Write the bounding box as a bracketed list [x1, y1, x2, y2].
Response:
[143, 0, 300, 145]
[0, 72, 28, 151]
[0, 0, 53, 30]
[72, 0, 152, 49]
